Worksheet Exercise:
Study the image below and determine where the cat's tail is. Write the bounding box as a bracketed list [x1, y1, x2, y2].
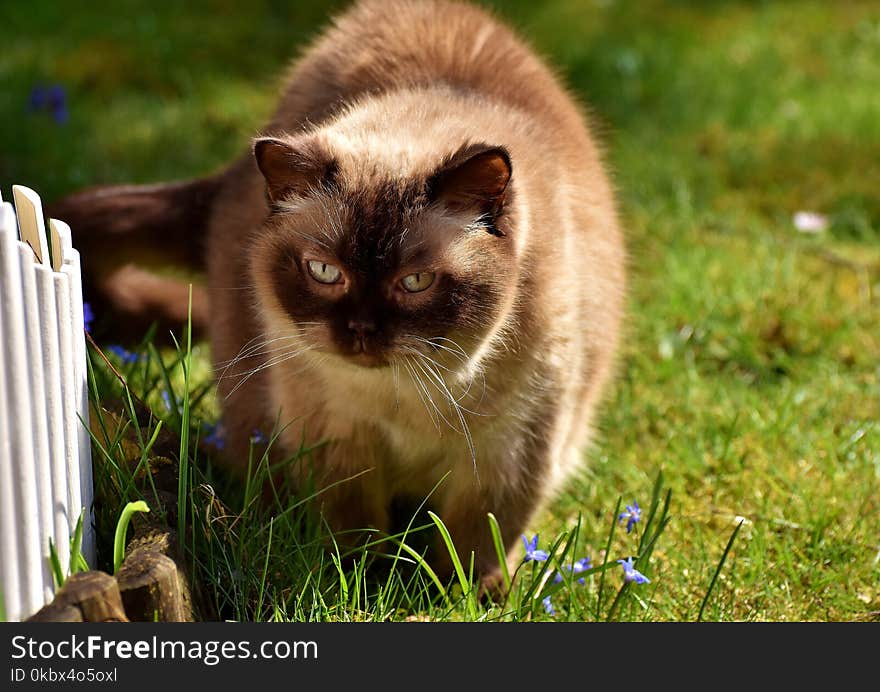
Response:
[48, 174, 223, 342]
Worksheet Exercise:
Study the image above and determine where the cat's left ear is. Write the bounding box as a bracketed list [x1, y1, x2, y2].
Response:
[428, 144, 512, 218]
[253, 136, 336, 204]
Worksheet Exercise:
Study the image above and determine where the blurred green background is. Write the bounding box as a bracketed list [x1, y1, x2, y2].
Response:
[3, 0, 879, 236]
[1, 1, 878, 620]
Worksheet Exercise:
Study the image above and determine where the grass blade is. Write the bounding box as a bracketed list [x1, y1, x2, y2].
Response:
[146, 341, 182, 428]
[256, 517, 274, 620]
[596, 496, 622, 618]
[48, 538, 65, 589]
[487, 512, 511, 591]
[605, 581, 629, 622]
[177, 286, 193, 550]
[698, 519, 744, 622]
[68, 510, 89, 575]
[428, 511, 477, 619]
[113, 500, 150, 573]
[637, 469, 665, 555]
[388, 537, 451, 609]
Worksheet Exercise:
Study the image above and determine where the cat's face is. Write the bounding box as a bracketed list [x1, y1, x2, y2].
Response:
[249, 136, 515, 368]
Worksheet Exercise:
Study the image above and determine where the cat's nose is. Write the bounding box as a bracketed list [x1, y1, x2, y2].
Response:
[347, 319, 376, 336]
[348, 319, 376, 353]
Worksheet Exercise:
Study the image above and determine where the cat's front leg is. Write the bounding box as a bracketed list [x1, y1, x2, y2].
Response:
[295, 436, 391, 552]
[433, 467, 546, 597]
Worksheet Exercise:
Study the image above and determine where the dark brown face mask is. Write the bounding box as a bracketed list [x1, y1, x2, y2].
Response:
[252, 138, 515, 367]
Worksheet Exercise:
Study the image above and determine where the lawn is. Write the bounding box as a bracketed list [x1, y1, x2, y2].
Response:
[1, 0, 878, 621]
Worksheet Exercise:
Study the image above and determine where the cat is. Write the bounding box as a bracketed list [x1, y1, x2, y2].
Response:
[50, 0, 626, 589]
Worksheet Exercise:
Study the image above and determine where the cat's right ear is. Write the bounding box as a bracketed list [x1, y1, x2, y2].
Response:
[253, 137, 336, 204]
[428, 144, 512, 218]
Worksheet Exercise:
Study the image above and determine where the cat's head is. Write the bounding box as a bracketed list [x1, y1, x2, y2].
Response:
[249, 134, 517, 369]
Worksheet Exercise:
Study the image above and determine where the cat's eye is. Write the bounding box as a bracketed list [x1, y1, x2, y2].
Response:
[306, 260, 343, 284]
[400, 272, 435, 293]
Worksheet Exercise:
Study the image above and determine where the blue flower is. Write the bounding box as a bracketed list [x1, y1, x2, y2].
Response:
[203, 422, 226, 450]
[618, 500, 642, 534]
[572, 556, 591, 584]
[107, 344, 140, 364]
[82, 302, 94, 332]
[47, 85, 68, 123]
[618, 557, 650, 585]
[161, 390, 176, 412]
[521, 534, 549, 562]
[250, 429, 267, 444]
[553, 556, 592, 584]
[28, 83, 68, 124]
[29, 86, 47, 111]
[542, 596, 555, 616]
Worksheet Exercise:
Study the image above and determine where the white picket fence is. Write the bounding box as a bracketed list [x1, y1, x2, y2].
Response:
[0, 185, 94, 622]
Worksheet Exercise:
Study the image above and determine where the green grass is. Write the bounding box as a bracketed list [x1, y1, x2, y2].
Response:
[2, 0, 878, 621]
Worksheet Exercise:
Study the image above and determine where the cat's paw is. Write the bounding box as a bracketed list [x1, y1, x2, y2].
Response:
[477, 567, 507, 605]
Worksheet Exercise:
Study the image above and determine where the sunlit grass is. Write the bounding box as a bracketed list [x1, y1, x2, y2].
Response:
[1, 0, 877, 621]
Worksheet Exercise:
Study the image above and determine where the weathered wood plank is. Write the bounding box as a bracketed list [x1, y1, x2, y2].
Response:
[30, 571, 128, 622]
[26, 602, 84, 622]
[117, 549, 188, 622]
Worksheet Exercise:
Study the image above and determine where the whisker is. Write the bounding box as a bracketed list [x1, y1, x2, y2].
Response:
[214, 322, 324, 381]
[224, 345, 314, 398]
[403, 359, 443, 431]
[227, 343, 314, 381]
[215, 333, 302, 371]
[423, 335, 490, 406]
[411, 354, 477, 463]
[290, 228, 334, 250]
[412, 335, 470, 362]
[402, 347, 485, 415]
[398, 346, 458, 376]
[216, 339, 301, 386]
[272, 352, 327, 389]
[391, 357, 401, 411]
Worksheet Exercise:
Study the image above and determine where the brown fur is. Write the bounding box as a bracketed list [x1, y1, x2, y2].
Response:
[51, 0, 625, 587]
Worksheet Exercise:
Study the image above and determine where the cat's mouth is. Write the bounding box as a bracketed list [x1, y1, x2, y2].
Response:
[344, 351, 388, 368]
[336, 331, 391, 368]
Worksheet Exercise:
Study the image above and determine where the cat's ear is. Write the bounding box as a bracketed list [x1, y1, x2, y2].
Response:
[253, 137, 336, 204]
[428, 144, 512, 216]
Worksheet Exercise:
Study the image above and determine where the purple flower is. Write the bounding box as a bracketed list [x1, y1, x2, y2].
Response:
[542, 596, 556, 616]
[618, 500, 641, 534]
[203, 422, 226, 450]
[572, 556, 591, 584]
[553, 556, 592, 585]
[107, 344, 140, 364]
[161, 390, 176, 412]
[29, 86, 47, 111]
[28, 84, 68, 124]
[251, 429, 267, 444]
[82, 302, 94, 332]
[521, 534, 549, 562]
[47, 85, 68, 123]
[618, 557, 650, 585]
